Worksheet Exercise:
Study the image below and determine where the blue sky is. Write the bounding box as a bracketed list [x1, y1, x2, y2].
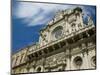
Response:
[12, 1, 96, 53]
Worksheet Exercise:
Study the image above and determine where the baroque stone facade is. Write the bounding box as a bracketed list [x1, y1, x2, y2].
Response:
[11, 7, 96, 74]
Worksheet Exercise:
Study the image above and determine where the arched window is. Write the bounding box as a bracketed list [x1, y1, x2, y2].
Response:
[58, 68, 64, 71]
[37, 67, 41, 72]
[35, 66, 43, 72]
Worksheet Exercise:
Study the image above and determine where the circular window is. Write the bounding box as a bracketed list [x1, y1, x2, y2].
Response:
[55, 29, 62, 39]
[73, 56, 83, 67]
[91, 56, 96, 67]
[52, 26, 63, 39]
[36, 66, 43, 72]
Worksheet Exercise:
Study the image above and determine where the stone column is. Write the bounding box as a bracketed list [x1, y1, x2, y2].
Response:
[65, 48, 71, 70]
[83, 51, 89, 69]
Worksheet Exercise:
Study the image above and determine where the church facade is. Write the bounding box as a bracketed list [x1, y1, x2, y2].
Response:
[11, 7, 96, 74]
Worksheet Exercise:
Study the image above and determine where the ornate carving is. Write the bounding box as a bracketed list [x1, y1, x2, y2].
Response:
[45, 52, 66, 68]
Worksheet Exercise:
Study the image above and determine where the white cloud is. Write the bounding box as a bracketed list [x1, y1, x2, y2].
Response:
[13, 2, 74, 26]
[13, 2, 95, 26]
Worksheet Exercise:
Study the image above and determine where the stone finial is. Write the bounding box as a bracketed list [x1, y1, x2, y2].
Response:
[88, 16, 94, 25]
